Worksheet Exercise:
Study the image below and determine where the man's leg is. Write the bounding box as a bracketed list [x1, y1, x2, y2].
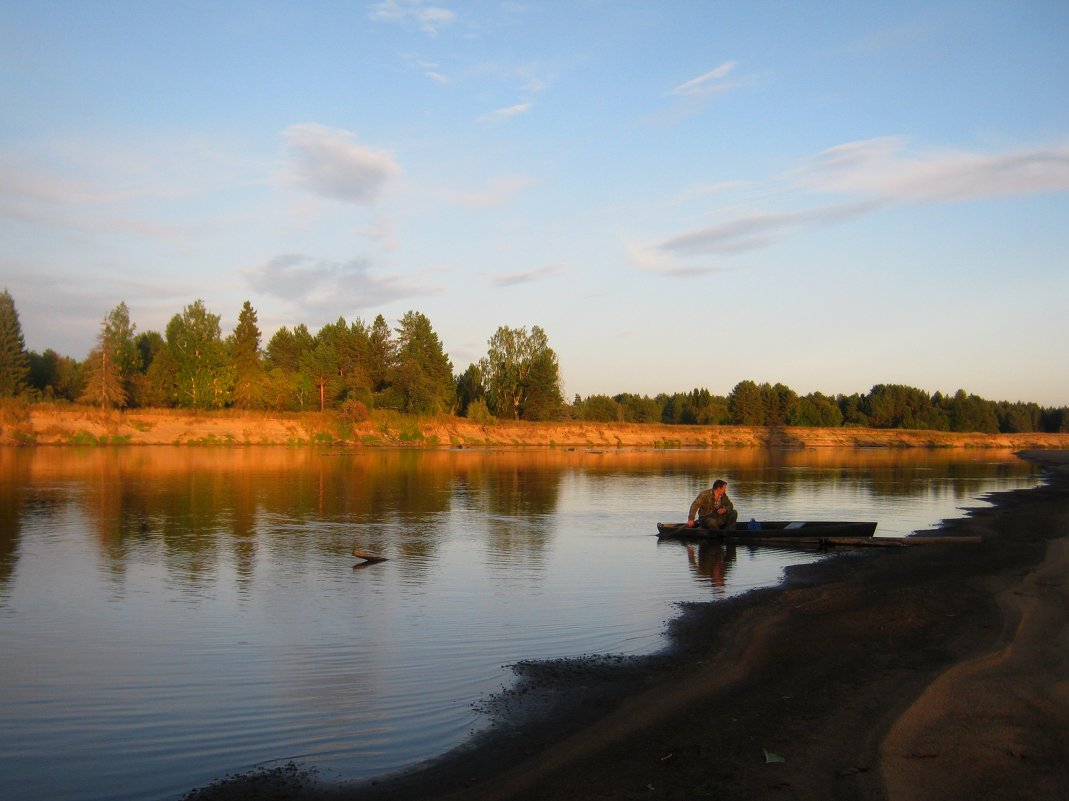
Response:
[699, 514, 724, 530]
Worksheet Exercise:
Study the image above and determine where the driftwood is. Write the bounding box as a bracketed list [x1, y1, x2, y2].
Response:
[352, 548, 388, 564]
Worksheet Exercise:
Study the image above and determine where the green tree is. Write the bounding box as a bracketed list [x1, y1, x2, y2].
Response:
[838, 393, 869, 426]
[28, 349, 85, 401]
[795, 392, 844, 427]
[229, 301, 265, 409]
[518, 346, 564, 420]
[300, 333, 342, 412]
[0, 289, 30, 397]
[333, 318, 373, 402]
[577, 394, 621, 422]
[391, 311, 455, 414]
[79, 302, 138, 409]
[165, 300, 232, 409]
[263, 324, 314, 409]
[761, 382, 800, 426]
[728, 380, 764, 425]
[480, 325, 561, 420]
[265, 324, 314, 372]
[455, 363, 486, 417]
[367, 314, 396, 392]
[130, 331, 166, 407]
[614, 393, 662, 423]
[946, 389, 999, 434]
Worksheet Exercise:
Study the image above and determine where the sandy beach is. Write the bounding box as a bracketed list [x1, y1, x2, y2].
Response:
[185, 450, 1069, 801]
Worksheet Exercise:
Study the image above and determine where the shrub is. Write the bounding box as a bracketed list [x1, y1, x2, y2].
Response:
[339, 400, 369, 424]
[466, 398, 495, 425]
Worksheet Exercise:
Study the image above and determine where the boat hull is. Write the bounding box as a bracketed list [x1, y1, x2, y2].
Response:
[657, 521, 878, 539]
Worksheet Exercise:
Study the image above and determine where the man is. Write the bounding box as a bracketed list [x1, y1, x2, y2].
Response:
[687, 479, 738, 530]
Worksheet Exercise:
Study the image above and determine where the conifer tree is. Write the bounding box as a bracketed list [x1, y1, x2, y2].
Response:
[367, 314, 396, 392]
[392, 311, 454, 414]
[0, 289, 30, 397]
[230, 300, 265, 409]
[79, 303, 138, 409]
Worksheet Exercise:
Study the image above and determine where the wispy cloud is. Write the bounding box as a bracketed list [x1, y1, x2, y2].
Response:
[798, 137, 1069, 202]
[656, 200, 886, 258]
[489, 264, 565, 288]
[635, 138, 1069, 275]
[0, 146, 228, 245]
[245, 253, 433, 315]
[369, 0, 456, 35]
[667, 61, 738, 96]
[281, 124, 400, 205]
[478, 101, 533, 123]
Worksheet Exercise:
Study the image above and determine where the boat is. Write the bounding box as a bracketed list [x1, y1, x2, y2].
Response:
[656, 521, 878, 540]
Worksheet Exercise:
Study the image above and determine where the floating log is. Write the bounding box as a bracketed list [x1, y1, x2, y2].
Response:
[352, 548, 388, 563]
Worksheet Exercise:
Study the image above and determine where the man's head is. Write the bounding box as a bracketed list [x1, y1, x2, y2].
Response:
[712, 479, 727, 498]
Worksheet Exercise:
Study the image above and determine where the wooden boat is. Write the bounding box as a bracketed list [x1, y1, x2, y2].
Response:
[657, 521, 878, 540]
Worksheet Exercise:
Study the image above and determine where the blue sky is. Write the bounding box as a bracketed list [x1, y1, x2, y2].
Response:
[2, 1, 1067, 405]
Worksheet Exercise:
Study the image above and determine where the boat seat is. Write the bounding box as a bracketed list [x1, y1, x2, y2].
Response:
[785, 522, 805, 529]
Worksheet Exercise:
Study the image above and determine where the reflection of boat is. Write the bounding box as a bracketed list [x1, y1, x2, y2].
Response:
[657, 521, 878, 539]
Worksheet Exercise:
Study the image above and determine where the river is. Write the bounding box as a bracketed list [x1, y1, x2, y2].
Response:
[0, 446, 1039, 800]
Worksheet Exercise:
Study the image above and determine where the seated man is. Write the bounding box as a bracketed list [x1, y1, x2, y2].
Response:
[686, 479, 738, 530]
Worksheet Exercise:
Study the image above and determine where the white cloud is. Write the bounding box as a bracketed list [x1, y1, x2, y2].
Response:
[369, 0, 456, 35]
[245, 253, 433, 316]
[799, 137, 1069, 202]
[478, 101, 533, 123]
[667, 61, 738, 96]
[634, 138, 1069, 275]
[281, 124, 400, 205]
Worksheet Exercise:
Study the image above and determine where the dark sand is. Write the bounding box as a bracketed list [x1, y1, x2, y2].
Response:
[185, 451, 1069, 801]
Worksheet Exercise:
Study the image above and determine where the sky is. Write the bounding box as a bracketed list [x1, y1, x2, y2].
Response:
[1, 1, 1067, 406]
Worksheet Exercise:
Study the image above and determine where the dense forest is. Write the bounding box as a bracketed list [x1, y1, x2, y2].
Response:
[1, 289, 1066, 434]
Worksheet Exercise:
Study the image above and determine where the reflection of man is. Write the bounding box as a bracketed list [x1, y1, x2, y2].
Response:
[687, 479, 738, 530]
[686, 542, 737, 588]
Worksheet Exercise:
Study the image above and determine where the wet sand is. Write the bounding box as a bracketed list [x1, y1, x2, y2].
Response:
[185, 450, 1069, 801]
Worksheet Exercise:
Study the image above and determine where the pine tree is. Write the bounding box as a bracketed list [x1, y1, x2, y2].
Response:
[79, 303, 137, 409]
[230, 301, 265, 409]
[392, 311, 454, 414]
[368, 314, 396, 392]
[0, 289, 31, 397]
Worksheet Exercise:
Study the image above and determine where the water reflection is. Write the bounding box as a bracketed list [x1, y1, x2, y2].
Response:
[0, 446, 1040, 600]
[685, 541, 737, 593]
[0, 446, 1039, 801]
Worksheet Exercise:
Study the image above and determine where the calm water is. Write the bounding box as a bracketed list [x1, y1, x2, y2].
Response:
[0, 446, 1038, 801]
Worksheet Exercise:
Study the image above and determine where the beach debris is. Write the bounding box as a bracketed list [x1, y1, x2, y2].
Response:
[764, 749, 786, 763]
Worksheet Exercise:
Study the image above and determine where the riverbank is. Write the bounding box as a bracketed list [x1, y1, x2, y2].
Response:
[185, 450, 1069, 801]
[4, 404, 1069, 449]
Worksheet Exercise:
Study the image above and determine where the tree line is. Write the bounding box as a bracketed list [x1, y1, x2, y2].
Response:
[0, 290, 563, 422]
[1, 289, 1066, 434]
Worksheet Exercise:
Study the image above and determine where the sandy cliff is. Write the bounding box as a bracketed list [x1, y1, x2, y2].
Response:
[3, 405, 1068, 449]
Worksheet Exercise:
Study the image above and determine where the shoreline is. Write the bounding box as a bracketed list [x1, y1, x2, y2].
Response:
[185, 450, 1069, 801]
[4, 405, 1069, 450]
